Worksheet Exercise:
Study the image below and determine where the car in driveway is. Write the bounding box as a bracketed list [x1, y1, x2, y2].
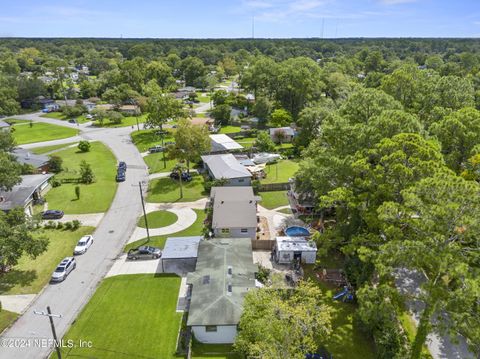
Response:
[127, 246, 162, 260]
[42, 210, 64, 219]
[170, 171, 192, 182]
[148, 145, 164, 153]
[73, 235, 94, 255]
[51, 257, 76, 282]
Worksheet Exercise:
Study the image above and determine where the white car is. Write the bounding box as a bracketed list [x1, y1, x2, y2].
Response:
[85, 114, 93, 119]
[51, 257, 76, 282]
[73, 235, 94, 255]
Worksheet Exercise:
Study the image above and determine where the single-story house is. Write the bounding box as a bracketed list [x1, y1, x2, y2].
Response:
[269, 127, 295, 143]
[0, 120, 11, 132]
[0, 174, 54, 215]
[187, 237, 257, 344]
[210, 187, 258, 239]
[12, 148, 50, 172]
[83, 101, 96, 112]
[201, 154, 252, 186]
[119, 105, 139, 116]
[161, 236, 202, 275]
[209, 134, 243, 153]
[274, 236, 317, 264]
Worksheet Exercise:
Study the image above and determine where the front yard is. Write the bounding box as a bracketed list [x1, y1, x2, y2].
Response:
[0, 310, 18, 333]
[45, 142, 117, 214]
[137, 210, 178, 228]
[131, 129, 175, 152]
[58, 274, 182, 359]
[31, 142, 77, 155]
[147, 174, 206, 203]
[0, 227, 94, 295]
[8, 120, 78, 145]
[41, 112, 90, 124]
[143, 152, 177, 173]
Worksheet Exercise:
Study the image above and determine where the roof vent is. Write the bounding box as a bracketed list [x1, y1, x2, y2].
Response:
[202, 275, 210, 285]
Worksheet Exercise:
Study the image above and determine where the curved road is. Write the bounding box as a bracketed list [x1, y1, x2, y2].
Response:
[0, 113, 148, 359]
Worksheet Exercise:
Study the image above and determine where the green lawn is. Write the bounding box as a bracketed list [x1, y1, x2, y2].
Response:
[144, 152, 177, 173]
[45, 142, 117, 214]
[94, 114, 147, 128]
[259, 191, 289, 209]
[9, 121, 78, 145]
[262, 159, 299, 184]
[236, 137, 256, 148]
[41, 112, 90, 124]
[0, 227, 94, 295]
[31, 142, 77, 155]
[138, 210, 178, 228]
[399, 312, 433, 358]
[304, 265, 376, 359]
[131, 129, 175, 152]
[219, 126, 242, 134]
[192, 341, 241, 359]
[126, 209, 205, 251]
[0, 310, 18, 333]
[198, 94, 211, 103]
[147, 174, 206, 203]
[58, 274, 182, 359]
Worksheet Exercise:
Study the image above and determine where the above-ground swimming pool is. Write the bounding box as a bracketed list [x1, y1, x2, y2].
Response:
[285, 226, 310, 237]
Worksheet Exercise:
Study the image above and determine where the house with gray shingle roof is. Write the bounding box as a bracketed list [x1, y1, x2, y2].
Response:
[186, 237, 257, 343]
[201, 154, 252, 186]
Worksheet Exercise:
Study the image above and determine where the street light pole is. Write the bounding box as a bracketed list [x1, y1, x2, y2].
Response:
[138, 181, 151, 243]
[33, 306, 62, 359]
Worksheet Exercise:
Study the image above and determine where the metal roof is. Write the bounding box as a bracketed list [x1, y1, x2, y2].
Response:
[162, 236, 202, 259]
[210, 187, 257, 228]
[187, 238, 257, 326]
[275, 236, 317, 252]
[201, 154, 252, 180]
[209, 134, 243, 152]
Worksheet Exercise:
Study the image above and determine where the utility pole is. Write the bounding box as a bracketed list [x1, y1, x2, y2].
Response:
[138, 181, 151, 243]
[34, 306, 62, 359]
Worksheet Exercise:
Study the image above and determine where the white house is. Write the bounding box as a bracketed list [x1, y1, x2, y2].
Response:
[186, 237, 257, 343]
[210, 187, 258, 239]
[274, 236, 317, 264]
[201, 154, 252, 186]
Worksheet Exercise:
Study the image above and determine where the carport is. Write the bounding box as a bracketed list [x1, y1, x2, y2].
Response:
[161, 236, 202, 275]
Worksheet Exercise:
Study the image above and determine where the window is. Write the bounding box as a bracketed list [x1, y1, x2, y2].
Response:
[238, 179, 244, 182]
[221, 228, 230, 234]
[205, 325, 217, 332]
[240, 228, 248, 233]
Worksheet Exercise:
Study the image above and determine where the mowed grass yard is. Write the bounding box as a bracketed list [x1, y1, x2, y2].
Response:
[58, 274, 182, 359]
[192, 341, 241, 359]
[126, 209, 205, 251]
[144, 152, 177, 173]
[131, 128, 175, 152]
[8, 120, 78, 145]
[147, 174, 206, 203]
[31, 142, 77, 155]
[0, 310, 18, 333]
[0, 227, 94, 295]
[94, 114, 147, 128]
[41, 112, 90, 123]
[259, 190, 289, 209]
[262, 159, 299, 184]
[137, 210, 178, 228]
[219, 126, 242, 134]
[45, 142, 117, 214]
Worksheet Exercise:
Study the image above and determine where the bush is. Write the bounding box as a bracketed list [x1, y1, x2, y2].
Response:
[78, 140, 91, 152]
[256, 265, 271, 284]
[72, 220, 81, 230]
[56, 222, 64, 229]
[64, 221, 73, 230]
[51, 179, 61, 188]
[48, 155, 63, 173]
[44, 220, 56, 229]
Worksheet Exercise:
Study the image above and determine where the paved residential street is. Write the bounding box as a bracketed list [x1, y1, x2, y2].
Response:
[0, 114, 148, 359]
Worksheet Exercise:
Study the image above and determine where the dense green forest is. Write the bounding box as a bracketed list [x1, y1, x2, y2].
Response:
[1, 38, 480, 358]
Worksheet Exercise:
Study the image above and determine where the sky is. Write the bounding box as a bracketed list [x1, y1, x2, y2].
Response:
[0, 0, 479, 38]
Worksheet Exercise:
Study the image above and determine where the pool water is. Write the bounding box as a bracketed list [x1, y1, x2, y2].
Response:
[285, 226, 310, 237]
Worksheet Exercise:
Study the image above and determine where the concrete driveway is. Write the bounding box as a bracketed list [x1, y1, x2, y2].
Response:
[106, 254, 161, 277]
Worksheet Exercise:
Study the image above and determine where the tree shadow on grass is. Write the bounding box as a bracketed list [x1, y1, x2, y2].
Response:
[0, 269, 37, 294]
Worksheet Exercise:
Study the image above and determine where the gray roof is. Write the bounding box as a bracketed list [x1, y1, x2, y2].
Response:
[162, 236, 202, 259]
[0, 174, 53, 211]
[0, 120, 11, 128]
[269, 127, 295, 136]
[187, 238, 257, 326]
[12, 148, 49, 168]
[201, 154, 252, 180]
[276, 236, 317, 252]
[211, 187, 257, 228]
[209, 134, 243, 152]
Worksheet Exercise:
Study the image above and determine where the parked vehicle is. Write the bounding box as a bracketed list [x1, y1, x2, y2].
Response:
[148, 145, 164, 153]
[68, 119, 77, 124]
[42, 210, 64, 219]
[51, 257, 76, 282]
[164, 141, 176, 146]
[116, 171, 126, 182]
[73, 235, 94, 255]
[118, 161, 127, 171]
[127, 246, 162, 260]
[85, 114, 93, 119]
[170, 171, 192, 182]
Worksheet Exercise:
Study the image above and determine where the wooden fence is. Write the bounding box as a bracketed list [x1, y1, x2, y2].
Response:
[258, 182, 290, 192]
[252, 239, 276, 250]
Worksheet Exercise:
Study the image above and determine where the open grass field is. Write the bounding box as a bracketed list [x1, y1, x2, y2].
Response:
[9, 120, 78, 145]
[303, 265, 376, 359]
[143, 152, 177, 173]
[147, 174, 206, 203]
[57, 274, 182, 359]
[31, 142, 77, 155]
[45, 142, 117, 214]
[261, 159, 299, 184]
[0, 227, 94, 295]
[131, 129, 175, 152]
[259, 190, 289, 209]
[126, 209, 205, 251]
[137, 210, 178, 228]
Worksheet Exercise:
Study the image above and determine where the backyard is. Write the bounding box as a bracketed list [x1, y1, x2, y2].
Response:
[8, 120, 78, 145]
[57, 274, 182, 359]
[261, 159, 299, 184]
[147, 174, 206, 203]
[258, 190, 289, 209]
[45, 141, 117, 214]
[0, 226, 94, 295]
[125, 209, 206, 251]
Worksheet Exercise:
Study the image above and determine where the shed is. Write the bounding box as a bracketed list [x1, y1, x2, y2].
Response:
[274, 236, 317, 264]
[161, 236, 202, 275]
